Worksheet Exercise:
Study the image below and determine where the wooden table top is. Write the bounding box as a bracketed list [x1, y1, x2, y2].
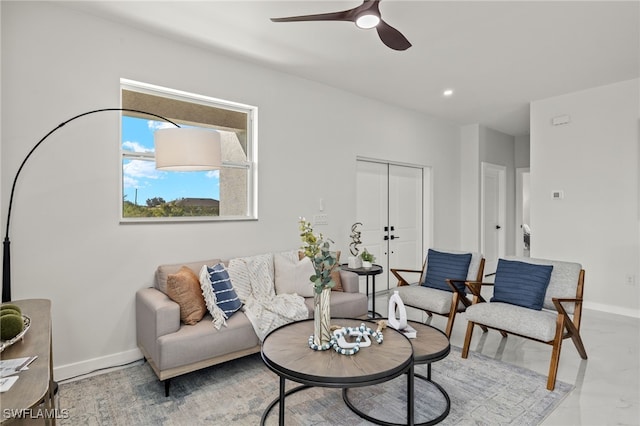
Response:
[404, 320, 450, 364]
[261, 318, 413, 388]
[0, 299, 52, 419]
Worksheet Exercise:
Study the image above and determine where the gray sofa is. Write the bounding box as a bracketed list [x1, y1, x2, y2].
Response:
[136, 256, 368, 396]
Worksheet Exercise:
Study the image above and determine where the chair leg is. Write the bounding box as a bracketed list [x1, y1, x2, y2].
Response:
[164, 379, 171, 397]
[462, 321, 475, 358]
[563, 315, 588, 359]
[547, 317, 565, 391]
[445, 299, 458, 338]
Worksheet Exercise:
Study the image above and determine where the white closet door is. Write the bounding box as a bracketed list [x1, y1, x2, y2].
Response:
[356, 160, 423, 293]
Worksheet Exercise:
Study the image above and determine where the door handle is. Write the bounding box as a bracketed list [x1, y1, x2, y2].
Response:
[390, 235, 399, 240]
[496, 225, 502, 230]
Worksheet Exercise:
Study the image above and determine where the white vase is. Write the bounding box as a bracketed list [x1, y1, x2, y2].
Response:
[362, 261, 372, 269]
[313, 287, 331, 347]
[348, 256, 362, 269]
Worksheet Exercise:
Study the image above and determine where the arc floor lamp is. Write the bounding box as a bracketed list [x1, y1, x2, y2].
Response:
[2, 108, 221, 302]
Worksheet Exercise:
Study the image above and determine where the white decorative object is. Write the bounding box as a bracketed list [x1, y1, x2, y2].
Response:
[388, 291, 407, 330]
[388, 291, 417, 338]
[309, 323, 383, 355]
[334, 329, 372, 348]
[362, 261, 372, 268]
[348, 256, 362, 269]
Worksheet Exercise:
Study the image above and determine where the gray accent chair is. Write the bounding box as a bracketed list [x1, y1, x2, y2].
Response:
[461, 256, 587, 390]
[391, 249, 485, 337]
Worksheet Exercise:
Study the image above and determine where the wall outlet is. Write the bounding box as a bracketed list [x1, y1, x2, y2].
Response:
[313, 214, 329, 225]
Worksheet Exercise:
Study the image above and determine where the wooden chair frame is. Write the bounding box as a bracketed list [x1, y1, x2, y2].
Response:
[461, 269, 587, 390]
[391, 257, 485, 337]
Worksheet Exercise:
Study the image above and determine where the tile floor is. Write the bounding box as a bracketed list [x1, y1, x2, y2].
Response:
[373, 291, 640, 426]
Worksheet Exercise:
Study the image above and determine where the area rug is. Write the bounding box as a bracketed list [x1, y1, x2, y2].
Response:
[57, 346, 572, 425]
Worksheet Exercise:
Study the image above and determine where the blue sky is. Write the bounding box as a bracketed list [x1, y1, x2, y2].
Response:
[121, 116, 220, 205]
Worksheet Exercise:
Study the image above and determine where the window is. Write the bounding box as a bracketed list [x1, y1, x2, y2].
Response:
[120, 79, 257, 222]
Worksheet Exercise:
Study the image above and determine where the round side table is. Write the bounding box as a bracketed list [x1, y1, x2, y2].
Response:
[343, 320, 451, 425]
[341, 264, 383, 318]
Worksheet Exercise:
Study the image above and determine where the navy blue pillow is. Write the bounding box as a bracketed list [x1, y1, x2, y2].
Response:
[491, 259, 553, 310]
[422, 249, 472, 293]
[206, 264, 242, 318]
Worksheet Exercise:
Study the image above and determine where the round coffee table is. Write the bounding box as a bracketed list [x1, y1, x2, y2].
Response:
[343, 320, 451, 426]
[260, 318, 414, 426]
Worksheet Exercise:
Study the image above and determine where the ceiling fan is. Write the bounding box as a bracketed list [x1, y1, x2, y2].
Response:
[271, 0, 411, 51]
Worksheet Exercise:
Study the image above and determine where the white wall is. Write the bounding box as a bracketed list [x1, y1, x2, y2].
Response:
[460, 124, 481, 251]
[515, 135, 531, 168]
[531, 79, 640, 317]
[1, 2, 463, 379]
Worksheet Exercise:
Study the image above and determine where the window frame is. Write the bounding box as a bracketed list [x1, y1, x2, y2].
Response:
[119, 79, 258, 223]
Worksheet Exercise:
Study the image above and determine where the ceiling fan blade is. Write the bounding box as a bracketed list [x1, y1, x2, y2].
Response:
[271, 10, 354, 23]
[376, 20, 412, 51]
[271, 0, 378, 23]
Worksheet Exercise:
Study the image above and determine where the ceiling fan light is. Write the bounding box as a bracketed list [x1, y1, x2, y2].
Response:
[355, 13, 380, 29]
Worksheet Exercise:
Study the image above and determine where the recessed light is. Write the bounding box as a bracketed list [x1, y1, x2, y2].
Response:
[443, 89, 454, 97]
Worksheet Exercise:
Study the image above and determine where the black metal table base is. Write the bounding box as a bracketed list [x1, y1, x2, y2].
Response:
[342, 372, 450, 426]
[260, 382, 311, 426]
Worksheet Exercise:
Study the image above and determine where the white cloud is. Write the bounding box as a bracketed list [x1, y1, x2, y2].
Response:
[148, 120, 175, 131]
[122, 140, 152, 153]
[122, 174, 139, 189]
[205, 170, 220, 179]
[123, 160, 161, 189]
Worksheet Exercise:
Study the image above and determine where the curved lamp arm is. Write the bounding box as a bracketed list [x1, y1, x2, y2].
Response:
[2, 108, 180, 302]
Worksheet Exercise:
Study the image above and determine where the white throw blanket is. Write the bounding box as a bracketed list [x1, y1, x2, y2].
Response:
[227, 253, 309, 341]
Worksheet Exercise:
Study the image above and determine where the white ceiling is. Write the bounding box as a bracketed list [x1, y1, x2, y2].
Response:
[64, 0, 639, 136]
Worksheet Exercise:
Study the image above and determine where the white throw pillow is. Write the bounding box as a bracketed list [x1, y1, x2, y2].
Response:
[274, 253, 316, 297]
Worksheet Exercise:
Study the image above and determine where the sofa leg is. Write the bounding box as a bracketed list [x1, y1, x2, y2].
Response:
[164, 379, 171, 397]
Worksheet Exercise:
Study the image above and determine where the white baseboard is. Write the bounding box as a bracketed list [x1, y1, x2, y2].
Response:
[54, 348, 143, 382]
[584, 301, 640, 319]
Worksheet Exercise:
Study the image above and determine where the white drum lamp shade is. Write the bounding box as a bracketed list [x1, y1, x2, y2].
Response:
[154, 127, 221, 171]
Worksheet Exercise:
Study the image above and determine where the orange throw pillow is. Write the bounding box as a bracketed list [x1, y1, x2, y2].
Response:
[166, 266, 207, 325]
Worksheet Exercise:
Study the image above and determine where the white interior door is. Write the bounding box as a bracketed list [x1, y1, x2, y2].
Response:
[388, 164, 423, 288]
[481, 162, 506, 274]
[356, 160, 423, 293]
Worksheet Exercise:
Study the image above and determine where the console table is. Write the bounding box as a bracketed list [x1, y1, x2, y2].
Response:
[0, 299, 55, 425]
[261, 318, 414, 425]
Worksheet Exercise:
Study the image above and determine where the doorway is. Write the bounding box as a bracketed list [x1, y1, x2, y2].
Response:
[515, 168, 531, 257]
[481, 162, 506, 274]
[356, 160, 427, 293]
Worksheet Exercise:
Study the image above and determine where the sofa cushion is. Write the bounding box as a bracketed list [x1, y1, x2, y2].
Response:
[200, 264, 242, 329]
[274, 253, 315, 297]
[491, 259, 553, 310]
[156, 311, 260, 371]
[421, 249, 472, 293]
[166, 266, 207, 325]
